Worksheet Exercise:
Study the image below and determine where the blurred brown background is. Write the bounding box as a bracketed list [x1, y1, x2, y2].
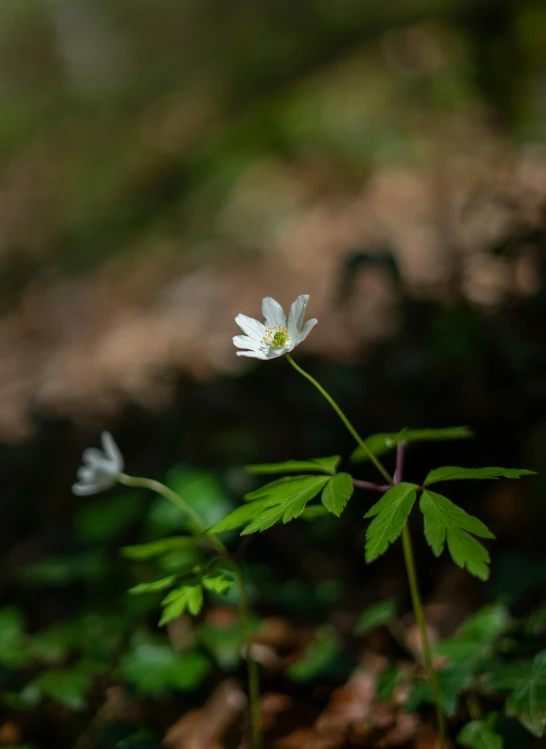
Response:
[1, 0, 545, 440]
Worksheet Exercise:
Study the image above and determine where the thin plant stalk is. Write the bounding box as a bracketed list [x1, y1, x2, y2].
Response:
[284, 354, 447, 749]
[119, 474, 227, 556]
[285, 354, 391, 483]
[236, 566, 262, 749]
[401, 524, 447, 746]
[118, 473, 263, 749]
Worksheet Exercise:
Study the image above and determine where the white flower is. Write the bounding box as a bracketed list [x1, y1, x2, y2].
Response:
[233, 295, 317, 360]
[72, 431, 124, 496]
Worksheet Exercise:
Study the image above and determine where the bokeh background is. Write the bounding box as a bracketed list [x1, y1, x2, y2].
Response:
[1, 0, 546, 747]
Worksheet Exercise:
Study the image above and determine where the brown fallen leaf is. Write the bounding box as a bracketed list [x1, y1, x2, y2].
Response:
[300, 658, 424, 749]
[302, 668, 377, 749]
[261, 692, 320, 749]
[414, 723, 447, 749]
[163, 679, 247, 749]
[0, 720, 22, 746]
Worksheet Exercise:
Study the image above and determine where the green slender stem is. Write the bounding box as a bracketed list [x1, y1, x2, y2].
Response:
[466, 693, 482, 721]
[118, 473, 228, 558]
[236, 566, 262, 749]
[401, 524, 447, 747]
[285, 354, 447, 749]
[285, 353, 391, 483]
[118, 473, 262, 748]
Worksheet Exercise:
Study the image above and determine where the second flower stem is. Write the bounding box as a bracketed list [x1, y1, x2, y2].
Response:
[236, 566, 262, 749]
[118, 473, 262, 749]
[119, 474, 228, 557]
[285, 354, 446, 749]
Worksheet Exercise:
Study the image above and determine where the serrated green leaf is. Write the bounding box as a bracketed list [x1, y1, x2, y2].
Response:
[243, 476, 299, 500]
[364, 483, 418, 563]
[299, 505, 329, 520]
[309, 456, 342, 473]
[321, 473, 353, 517]
[121, 536, 200, 560]
[458, 719, 503, 749]
[355, 599, 397, 634]
[129, 576, 177, 595]
[246, 455, 341, 475]
[202, 573, 234, 595]
[241, 505, 286, 535]
[209, 497, 277, 533]
[424, 466, 536, 486]
[420, 490, 495, 580]
[505, 651, 546, 738]
[159, 585, 203, 625]
[350, 426, 473, 462]
[214, 476, 330, 536]
[244, 475, 329, 502]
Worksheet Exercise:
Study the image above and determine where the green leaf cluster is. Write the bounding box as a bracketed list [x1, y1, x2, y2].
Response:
[399, 601, 546, 741]
[122, 533, 236, 626]
[211, 457, 354, 535]
[363, 464, 534, 580]
[434, 603, 509, 668]
[404, 604, 511, 717]
[488, 651, 546, 738]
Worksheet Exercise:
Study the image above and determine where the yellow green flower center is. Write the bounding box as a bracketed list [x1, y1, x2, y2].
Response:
[264, 324, 290, 348]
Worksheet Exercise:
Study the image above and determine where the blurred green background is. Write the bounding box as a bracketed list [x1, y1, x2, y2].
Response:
[1, 0, 546, 746]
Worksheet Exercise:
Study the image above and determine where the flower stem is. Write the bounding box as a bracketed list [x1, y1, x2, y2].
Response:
[118, 473, 228, 558]
[285, 355, 447, 749]
[401, 524, 447, 748]
[118, 472, 263, 748]
[236, 566, 262, 749]
[285, 354, 391, 483]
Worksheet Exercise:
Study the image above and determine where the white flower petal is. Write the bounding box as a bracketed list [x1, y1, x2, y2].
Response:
[77, 466, 94, 481]
[236, 349, 269, 360]
[233, 335, 261, 351]
[264, 347, 286, 359]
[72, 482, 102, 496]
[235, 314, 266, 341]
[287, 294, 309, 338]
[101, 431, 124, 472]
[262, 297, 286, 328]
[83, 448, 112, 471]
[294, 317, 318, 344]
